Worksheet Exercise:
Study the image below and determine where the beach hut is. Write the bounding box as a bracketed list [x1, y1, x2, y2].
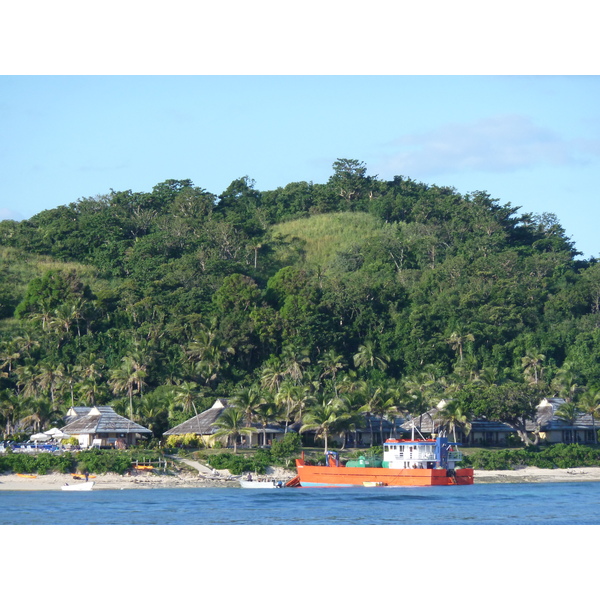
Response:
[61, 406, 151, 448]
[163, 399, 287, 447]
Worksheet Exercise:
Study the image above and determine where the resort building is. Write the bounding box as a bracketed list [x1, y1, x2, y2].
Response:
[402, 398, 599, 446]
[61, 406, 152, 448]
[162, 398, 287, 447]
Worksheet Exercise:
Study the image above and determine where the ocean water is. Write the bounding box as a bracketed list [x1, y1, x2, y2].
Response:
[1, 481, 599, 525]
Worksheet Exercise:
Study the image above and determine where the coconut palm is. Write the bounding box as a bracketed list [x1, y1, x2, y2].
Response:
[281, 346, 311, 383]
[578, 388, 600, 443]
[555, 400, 581, 443]
[254, 391, 280, 446]
[232, 385, 264, 447]
[260, 358, 286, 393]
[211, 407, 255, 453]
[0, 389, 22, 437]
[446, 331, 475, 362]
[353, 341, 389, 372]
[300, 397, 345, 454]
[36, 361, 65, 409]
[318, 349, 347, 396]
[552, 362, 583, 403]
[108, 356, 147, 420]
[275, 379, 302, 433]
[436, 399, 472, 443]
[521, 351, 546, 385]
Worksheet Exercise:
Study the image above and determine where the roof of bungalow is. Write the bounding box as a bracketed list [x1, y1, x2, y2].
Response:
[163, 398, 289, 436]
[401, 399, 521, 435]
[528, 397, 597, 431]
[62, 406, 151, 435]
[163, 399, 230, 436]
[402, 397, 598, 436]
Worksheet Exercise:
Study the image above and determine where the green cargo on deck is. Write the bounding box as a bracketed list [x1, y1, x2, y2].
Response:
[345, 457, 383, 468]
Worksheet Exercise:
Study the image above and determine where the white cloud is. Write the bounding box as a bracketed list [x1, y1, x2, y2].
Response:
[376, 115, 597, 179]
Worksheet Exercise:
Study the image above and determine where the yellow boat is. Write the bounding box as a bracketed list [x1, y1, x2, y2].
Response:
[17, 473, 37, 479]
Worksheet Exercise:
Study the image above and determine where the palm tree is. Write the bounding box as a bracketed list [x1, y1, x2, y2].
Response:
[552, 362, 583, 403]
[0, 389, 22, 438]
[260, 358, 286, 393]
[232, 385, 263, 447]
[300, 398, 345, 454]
[186, 325, 235, 387]
[318, 349, 347, 396]
[436, 399, 472, 443]
[109, 356, 147, 420]
[36, 361, 65, 409]
[521, 351, 546, 385]
[353, 341, 389, 372]
[555, 400, 580, 443]
[172, 381, 202, 414]
[20, 397, 58, 434]
[254, 391, 280, 446]
[578, 388, 600, 443]
[211, 407, 255, 453]
[275, 379, 302, 433]
[446, 331, 475, 362]
[281, 346, 311, 383]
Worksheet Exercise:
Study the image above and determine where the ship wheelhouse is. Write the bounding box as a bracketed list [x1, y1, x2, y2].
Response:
[383, 437, 463, 470]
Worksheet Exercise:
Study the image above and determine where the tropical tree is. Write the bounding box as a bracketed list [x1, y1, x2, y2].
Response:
[232, 385, 264, 447]
[317, 349, 347, 396]
[521, 351, 546, 385]
[353, 340, 389, 372]
[300, 397, 345, 454]
[446, 331, 475, 362]
[211, 407, 255, 453]
[275, 379, 302, 433]
[555, 400, 580, 443]
[0, 389, 22, 437]
[108, 356, 147, 420]
[436, 399, 472, 443]
[578, 388, 600, 443]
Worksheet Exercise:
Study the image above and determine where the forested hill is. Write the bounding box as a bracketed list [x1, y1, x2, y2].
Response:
[1, 159, 600, 438]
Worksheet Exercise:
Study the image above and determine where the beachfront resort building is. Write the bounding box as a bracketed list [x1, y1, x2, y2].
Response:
[61, 406, 152, 448]
[162, 398, 288, 448]
[402, 397, 599, 446]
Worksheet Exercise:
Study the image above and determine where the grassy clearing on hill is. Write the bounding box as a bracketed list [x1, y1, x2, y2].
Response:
[270, 212, 384, 268]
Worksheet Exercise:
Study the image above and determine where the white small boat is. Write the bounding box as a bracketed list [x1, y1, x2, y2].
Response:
[239, 479, 284, 489]
[61, 481, 94, 491]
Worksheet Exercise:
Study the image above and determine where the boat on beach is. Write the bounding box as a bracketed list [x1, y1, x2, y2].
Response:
[239, 479, 285, 489]
[61, 481, 95, 491]
[295, 433, 474, 487]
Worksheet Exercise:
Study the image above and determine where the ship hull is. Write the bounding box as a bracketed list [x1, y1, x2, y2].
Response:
[295, 464, 474, 487]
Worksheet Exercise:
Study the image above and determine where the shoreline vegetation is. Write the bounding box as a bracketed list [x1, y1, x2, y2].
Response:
[3, 466, 600, 491]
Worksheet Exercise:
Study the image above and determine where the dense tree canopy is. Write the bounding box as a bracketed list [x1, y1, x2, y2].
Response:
[1, 160, 598, 444]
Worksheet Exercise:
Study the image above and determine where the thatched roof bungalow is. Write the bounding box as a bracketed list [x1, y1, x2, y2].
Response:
[402, 398, 598, 446]
[162, 399, 287, 448]
[62, 406, 151, 448]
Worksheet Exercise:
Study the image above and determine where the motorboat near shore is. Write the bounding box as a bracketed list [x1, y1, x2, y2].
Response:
[61, 481, 95, 491]
[295, 434, 474, 487]
[239, 479, 285, 489]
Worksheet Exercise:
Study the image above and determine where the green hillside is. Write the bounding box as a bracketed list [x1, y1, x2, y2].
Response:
[1, 160, 599, 445]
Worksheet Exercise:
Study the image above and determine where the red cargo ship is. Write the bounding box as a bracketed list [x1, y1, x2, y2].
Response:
[295, 434, 474, 487]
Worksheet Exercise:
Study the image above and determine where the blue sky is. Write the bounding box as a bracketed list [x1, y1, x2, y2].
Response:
[2, 75, 599, 257]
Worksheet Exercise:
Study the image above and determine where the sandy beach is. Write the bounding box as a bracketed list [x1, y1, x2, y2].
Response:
[0, 470, 244, 491]
[2, 466, 600, 490]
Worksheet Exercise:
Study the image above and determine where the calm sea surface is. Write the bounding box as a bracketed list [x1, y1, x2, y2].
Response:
[1, 481, 600, 525]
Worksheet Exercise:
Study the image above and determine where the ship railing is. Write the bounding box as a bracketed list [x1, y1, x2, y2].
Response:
[392, 451, 436, 461]
[448, 450, 463, 461]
